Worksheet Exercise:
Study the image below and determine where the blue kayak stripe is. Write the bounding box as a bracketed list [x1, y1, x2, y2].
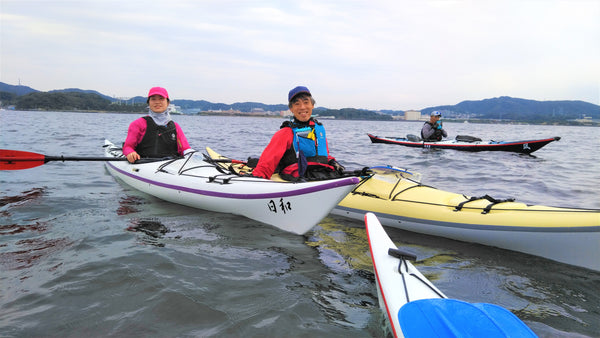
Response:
[107, 162, 359, 199]
[336, 206, 600, 233]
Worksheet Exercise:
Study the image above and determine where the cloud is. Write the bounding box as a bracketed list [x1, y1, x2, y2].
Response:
[1, 0, 598, 109]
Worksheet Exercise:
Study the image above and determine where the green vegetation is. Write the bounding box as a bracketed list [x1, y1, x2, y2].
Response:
[319, 108, 393, 120]
[174, 99, 288, 112]
[16, 92, 110, 110]
[0, 91, 18, 104]
[2, 91, 146, 112]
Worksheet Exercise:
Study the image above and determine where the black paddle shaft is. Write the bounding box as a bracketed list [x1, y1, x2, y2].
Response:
[44, 156, 129, 163]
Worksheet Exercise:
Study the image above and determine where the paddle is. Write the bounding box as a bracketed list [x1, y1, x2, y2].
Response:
[370, 165, 421, 182]
[205, 158, 247, 164]
[203, 151, 420, 181]
[206, 156, 367, 177]
[0, 149, 167, 170]
[398, 299, 537, 337]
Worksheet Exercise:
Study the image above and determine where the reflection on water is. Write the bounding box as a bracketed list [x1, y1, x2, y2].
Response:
[0, 236, 73, 271]
[127, 218, 170, 238]
[0, 187, 46, 208]
[116, 195, 146, 215]
[307, 219, 373, 272]
[0, 221, 48, 236]
[0, 187, 73, 273]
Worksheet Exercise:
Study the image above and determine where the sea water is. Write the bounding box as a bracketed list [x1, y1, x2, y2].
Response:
[1, 110, 599, 337]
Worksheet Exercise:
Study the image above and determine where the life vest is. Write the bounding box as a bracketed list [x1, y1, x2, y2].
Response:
[292, 124, 328, 160]
[135, 116, 178, 158]
[278, 119, 330, 172]
[421, 121, 443, 141]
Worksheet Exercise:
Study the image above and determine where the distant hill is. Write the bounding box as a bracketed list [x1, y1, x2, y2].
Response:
[319, 108, 393, 120]
[420, 96, 599, 122]
[1, 82, 598, 124]
[49, 88, 116, 102]
[0, 82, 38, 96]
[0, 82, 290, 112]
[14, 91, 113, 111]
[172, 99, 288, 112]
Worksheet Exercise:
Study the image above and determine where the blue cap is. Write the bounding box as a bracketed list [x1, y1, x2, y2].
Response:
[431, 111, 442, 116]
[288, 86, 311, 102]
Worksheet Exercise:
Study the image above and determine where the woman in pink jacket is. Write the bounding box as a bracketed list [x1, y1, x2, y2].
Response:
[123, 87, 193, 163]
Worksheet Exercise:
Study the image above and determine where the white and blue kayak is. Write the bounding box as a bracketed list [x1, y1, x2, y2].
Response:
[365, 212, 537, 338]
[103, 140, 359, 235]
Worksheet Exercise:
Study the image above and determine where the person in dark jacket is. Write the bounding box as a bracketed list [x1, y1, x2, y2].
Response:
[421, 111, 448, 141]
[251, 86, 344, 180]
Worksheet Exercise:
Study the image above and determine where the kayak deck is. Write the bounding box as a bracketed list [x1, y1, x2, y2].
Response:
[336, 169, 600, 271]
[104, 140, 359, 234]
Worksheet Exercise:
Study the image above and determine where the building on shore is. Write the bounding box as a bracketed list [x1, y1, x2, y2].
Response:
[404, 110, 423, 121]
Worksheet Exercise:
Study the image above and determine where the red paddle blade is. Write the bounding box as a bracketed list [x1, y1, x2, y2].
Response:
[0, 149, 46, 170]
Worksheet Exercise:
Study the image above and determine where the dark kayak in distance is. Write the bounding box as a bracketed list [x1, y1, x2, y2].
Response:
[368, 133, 561, 154]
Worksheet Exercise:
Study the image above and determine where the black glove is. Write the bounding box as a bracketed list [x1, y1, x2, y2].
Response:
[329, 159, 345, 173]
[360, 167, 373, 176]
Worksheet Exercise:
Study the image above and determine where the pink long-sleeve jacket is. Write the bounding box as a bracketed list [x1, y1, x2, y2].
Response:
[122, 117, 191, 156]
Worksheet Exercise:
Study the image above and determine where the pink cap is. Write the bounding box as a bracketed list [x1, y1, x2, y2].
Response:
[147, 87, 169, 99]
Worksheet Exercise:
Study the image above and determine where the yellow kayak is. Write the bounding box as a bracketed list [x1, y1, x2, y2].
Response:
[202, 149, 600, 270]
[332, 167, 600, 271]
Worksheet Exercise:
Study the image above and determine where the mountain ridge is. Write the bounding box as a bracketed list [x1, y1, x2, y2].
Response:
[1, 82, 598, 123]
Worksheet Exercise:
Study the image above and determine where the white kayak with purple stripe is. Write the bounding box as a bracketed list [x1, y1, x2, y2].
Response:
[103, 140, 359, 234]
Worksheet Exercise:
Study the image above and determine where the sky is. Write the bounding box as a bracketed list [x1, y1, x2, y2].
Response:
[1, 0, 599, 111]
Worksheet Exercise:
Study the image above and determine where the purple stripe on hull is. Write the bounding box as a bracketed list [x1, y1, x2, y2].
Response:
[336, 206, 600, 233]
[107, 162, 359, 199]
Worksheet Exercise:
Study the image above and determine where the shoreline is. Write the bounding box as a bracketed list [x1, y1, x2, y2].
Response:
[2, 108, 598, 126]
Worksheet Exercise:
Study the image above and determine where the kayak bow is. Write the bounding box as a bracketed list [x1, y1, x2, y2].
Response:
[365, 212, 537, 338]
[103, 140, 359, 234]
